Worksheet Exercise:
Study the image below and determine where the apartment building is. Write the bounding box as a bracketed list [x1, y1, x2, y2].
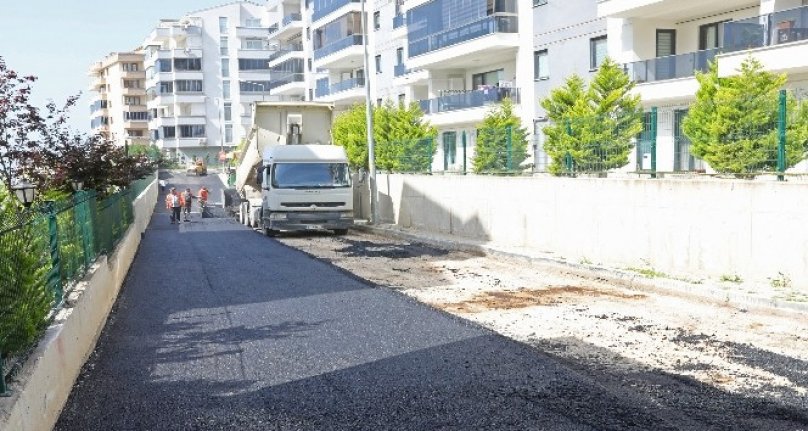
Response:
[88, 52, 148, 147]
[140, 1, 274, 165]
[600, 0, 808, 173]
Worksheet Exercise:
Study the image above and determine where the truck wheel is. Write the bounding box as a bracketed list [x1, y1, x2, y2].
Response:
[333, 228, 349, 236]
[263, 227, 278, 237]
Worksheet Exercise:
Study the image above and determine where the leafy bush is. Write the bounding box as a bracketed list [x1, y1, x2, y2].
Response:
[472, 98, 529, 173]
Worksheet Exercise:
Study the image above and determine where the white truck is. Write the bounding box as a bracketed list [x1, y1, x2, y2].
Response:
[231, 101, 353, 235]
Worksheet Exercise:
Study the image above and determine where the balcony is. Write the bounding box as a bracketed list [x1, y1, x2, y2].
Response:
[312, 0, 360, 23]
[314, 77, 365, 104]
[236, 26, 271, 38]
[268, 43, 305, 66]
[419, 87, 519, 114]
[268, 73, 306, 95]
[719, 6, 808, 77]
[393, 65, 429, 87]
[238, 48, 273, 60]
[407, 16, 518, 69]
[597, 0, 754, 20]
[154, 48, 203, 59]
[270, 13, 304, 40]
[392, 14, 407, 39]
[625, 49, 718, 83]
[313, 35, 364, 69]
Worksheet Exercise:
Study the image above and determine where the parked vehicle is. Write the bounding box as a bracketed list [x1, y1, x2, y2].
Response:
[229, 102, 353, 235]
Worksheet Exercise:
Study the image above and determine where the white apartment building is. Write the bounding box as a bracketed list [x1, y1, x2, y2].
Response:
[140, 1, 275, 165]
[600, 0, 808, 173]
[88, 52, 149, 147]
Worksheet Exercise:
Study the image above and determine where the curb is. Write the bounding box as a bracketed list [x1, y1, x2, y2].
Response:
[353, 224, 808, 316]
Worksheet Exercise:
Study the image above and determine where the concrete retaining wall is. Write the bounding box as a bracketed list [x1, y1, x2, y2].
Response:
[372, 174, 808, 290]
[0, 175, 158, 431]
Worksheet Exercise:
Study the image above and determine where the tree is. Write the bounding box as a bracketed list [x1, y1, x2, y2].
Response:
[332, 101, 437, 172]
[540, 58, 643, 174]
[472, 98, 528, 173]
[683, 57, 808, 174]
[0, 56, 42, 191]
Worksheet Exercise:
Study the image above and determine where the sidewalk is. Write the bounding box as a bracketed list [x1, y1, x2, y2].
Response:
[354, 223, 808, 315]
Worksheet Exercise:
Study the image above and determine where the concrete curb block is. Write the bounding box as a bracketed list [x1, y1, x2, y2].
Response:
[353, 224, 808, 315]
[0, 176, 159, 431]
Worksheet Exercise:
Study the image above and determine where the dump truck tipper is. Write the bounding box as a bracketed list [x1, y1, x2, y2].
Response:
[230, 102, 353, 235]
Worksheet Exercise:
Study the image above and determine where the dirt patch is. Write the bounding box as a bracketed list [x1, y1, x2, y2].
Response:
[436, 286, 646, 313]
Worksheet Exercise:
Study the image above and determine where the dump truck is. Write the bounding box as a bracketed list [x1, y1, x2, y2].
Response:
[229, 101, 353, 235]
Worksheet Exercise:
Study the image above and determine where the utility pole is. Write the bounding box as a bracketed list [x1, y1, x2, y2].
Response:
[360, 0, 378, 224]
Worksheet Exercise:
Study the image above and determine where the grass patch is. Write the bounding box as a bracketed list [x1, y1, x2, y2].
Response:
[627, 267, 668, 279]
[720, 274, 743, 283]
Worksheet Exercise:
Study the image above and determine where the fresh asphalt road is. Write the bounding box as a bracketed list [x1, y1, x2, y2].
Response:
[54, 172, 808, 430]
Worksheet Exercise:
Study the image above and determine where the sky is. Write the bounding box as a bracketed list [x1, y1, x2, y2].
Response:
[0, 0, 236, 133]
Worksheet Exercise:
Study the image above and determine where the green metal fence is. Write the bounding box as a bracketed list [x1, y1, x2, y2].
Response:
[376, 137, 436, 174]
[0, 173, 155, 395]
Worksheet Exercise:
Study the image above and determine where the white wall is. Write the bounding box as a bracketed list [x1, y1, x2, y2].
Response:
[373, 174, 808, 290]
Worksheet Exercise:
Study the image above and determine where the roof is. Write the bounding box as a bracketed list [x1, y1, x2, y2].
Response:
[264, 145, 348, 163]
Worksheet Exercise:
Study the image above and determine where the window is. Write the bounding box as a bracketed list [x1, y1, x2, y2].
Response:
[124, 111, 149, 121]
[374, 11, 380, 30]
[306, 27, 310, 40]
[442, 131, 456, 169]
[123, 79, 142, 89]
[375, 55, 381, 73]
[243, 38, 265, 50]
[163, 126, 176, 138]
[396, 47, 403, 65]
[220, 36, 229, 56]
[238, 58, 270, 70]
[127, 129, 144, 137]
[121, 63, 139, 72]
[224, 102, 232, 121]
[157, 59, 172, 72]
[245, 17, 261, 27]
[175, 80, 203, 92]
[150, 129, 159, 141]
[377, 98, 383, 106]
[239, 81, 271, 92]
[533, 0, 547, 5]
[225, 124, 233, 143]
[221, 60, 230, 77]
[159, 82, 174, 94]
[398, 93, 405, 106]
[173, 58, 202, 71]
[271, 163, 350, 188]
[472, 69, 503, 87]
[219, 17, 228, 33]
[656, 29, 676, 57]
[590, 36, 607, 70]
[699, 22, 722, 50]
[308, 58, 312, 71]
[242, 103, 252, 118]
[309, 88, 313, 101]
[534, 49, 548, 80]
[223, 80, 230, 99]
[179, 125, 206, 138]
[124, 96, 142, 105]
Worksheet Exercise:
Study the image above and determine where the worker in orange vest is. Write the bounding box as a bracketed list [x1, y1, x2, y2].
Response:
[198, 187, 209, 209]
[165, 187, 185, 224]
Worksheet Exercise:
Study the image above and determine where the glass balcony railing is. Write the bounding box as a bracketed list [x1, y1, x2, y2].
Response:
[313, 34, 363, 60]
[330, 77, 364, 94]
[282, 13, 302, 26]
[393, 14, 405, 29]
[723, 5, 808, 53]
[268, 23, 280, 35]
[624, 48, 719, 83]
[418, 87, 520, 114]
[315, 77, 330, 97]
[312, 0, 361, 22]
[268, 43, 304, 62]
[408, 16, 518, 57]
[268, 73, 305, 90]
[394, 64, 409, 76]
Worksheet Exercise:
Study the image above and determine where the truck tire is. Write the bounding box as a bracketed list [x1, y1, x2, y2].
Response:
[263, 227, 278, 237]
[333, 228, 349, 236]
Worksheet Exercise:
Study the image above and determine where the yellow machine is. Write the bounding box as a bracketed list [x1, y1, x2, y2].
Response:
[194, 159, 207, 176]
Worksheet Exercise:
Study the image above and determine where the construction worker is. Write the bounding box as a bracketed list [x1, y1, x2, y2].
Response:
[165, 188, 184, 224]
[198, 187, 209, 210]
[182, 188, 194, 222]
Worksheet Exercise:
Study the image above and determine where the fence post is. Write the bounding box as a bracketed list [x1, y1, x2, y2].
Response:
[650, 107, 658, 179]
[462, 131, 467, 174]
[778, 89, 787, 181]
[75, 190, 91, 273]
[505, 125, 513, 172]
[44, 202, 63, 304]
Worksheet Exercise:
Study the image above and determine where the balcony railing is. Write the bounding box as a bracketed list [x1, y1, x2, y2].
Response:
[312, 0, 361, 22]
[268, 43, 304, 62]
[408, 16, 518, 57]
[313, 34, 363, 60]
[393, 14, 405, 29]
[268, 24, 280, 35]
[624, 48, 719, 83]
[418, 87, 520, 114]
[315, 78, 330, 97]
[268, 73, 305, 90]
[282, 13, 302, 26]
[330, 77, 365, 94]
[723, 5, 808, 53]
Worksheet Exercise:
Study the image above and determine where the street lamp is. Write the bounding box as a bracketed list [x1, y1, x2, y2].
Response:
[11, 181, 37, 208]
[359, 0, 378, 224]
[70, 179, 84, 192]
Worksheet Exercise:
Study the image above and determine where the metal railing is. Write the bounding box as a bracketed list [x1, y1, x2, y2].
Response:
[393, 14, 405, 29]
[268, 73, 305, 90]
[408, 16, 518, 57]
[313, 34, 363, 60]
[624, 48, 719, 83]
[723, 5, 808, 53]
[330, 76, 365, 94]
[312, 0, 361, 22]
[418, 87, 520, 114]
[268, 43, 304, 62]
[282, 13, 303, 26]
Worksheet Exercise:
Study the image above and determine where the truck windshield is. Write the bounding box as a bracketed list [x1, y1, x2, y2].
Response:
[271, 163, 351, 189]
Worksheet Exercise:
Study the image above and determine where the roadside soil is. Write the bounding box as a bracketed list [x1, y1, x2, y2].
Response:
[277, 230, 808, 419]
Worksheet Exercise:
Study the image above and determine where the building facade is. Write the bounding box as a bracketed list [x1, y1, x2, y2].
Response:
[88, 52, 148, 147]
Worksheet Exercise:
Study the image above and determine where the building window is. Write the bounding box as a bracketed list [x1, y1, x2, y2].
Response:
[179, 125, 206, 138]
[225, 124, 233, 143]
[157, 59, 172, 72]
[121, 63, 139, 72]
[221, 60, 230, 77]
[396, 47, 403, 65]
[239, 81, 271, 92]
[124, 111, 149, 121]
[124, 96, 142, 105]
[159, 82, 174, 94]
[224, 102, 232, 121]
[219, 17, 228, 33]
[123, 79, 142, 89]
[472, 69, 503, 87]
[306, 27, 310, 40]
[173, 58, 202, 71]
[590, 36, 607, 70]
[374, 12, 380, 30]
[245, 17, 261, 27]
[442, 131, 456, 169]
[238, 58, 270, 70]
[534, 49, 548, 80]
[375, 55, 381, 73]
[308, 58, 312, 71]
[377, 98, 383, 106]
[309, 88, 313, 101]
[223, 80, 231, 99]
[533, 0, 547, 6]
[175, 80, 203, 92]
[656, 29, 676, 57]
[398, 93, 405, 106]
[220, 36, 229, 56]
[163, 126, 176, 138]
[699, 22, 722, 50]
[243, 38, 265, 50]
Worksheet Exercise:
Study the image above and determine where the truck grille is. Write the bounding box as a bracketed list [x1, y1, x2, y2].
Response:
[281, 202, 345, 208]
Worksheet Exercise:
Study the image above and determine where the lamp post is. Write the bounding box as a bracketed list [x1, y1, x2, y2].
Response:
[360, 0, 378, 225]
[11, 181, 37, 208]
